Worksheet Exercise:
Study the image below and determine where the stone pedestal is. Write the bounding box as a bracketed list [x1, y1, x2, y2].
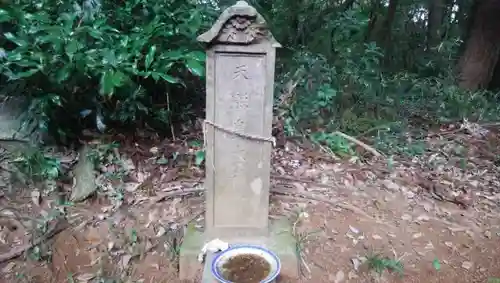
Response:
[179, 220, 299, 281]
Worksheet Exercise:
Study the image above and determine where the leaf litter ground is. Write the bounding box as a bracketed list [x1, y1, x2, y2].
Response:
[0, 123, 499, 282]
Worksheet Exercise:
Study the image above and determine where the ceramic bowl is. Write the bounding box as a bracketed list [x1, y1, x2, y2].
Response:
[211, 245, 281, 283]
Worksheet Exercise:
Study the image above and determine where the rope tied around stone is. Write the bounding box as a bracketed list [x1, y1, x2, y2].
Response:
[202, 120, 276, 147]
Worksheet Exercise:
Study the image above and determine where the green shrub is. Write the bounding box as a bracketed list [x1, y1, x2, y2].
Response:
[274, 9, 500, 156]
[0, 0, 216, 143]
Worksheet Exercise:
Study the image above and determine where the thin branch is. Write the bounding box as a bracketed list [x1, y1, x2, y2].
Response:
[334, 131, 384, 157]
[148, 184, 395, 229]
[0, 219, 69, 263]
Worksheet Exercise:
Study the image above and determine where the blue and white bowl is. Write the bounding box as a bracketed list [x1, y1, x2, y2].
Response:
[211, 245, 281, 283]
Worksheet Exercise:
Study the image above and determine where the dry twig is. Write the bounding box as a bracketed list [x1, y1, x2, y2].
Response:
[271, 174, 340, 189]
[0, 219, 69, 263]
[334, 131, 383, 157]
[148, 184, 395, 229]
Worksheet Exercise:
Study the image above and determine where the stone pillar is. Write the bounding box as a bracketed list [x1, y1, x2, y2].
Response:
[199, 0, 281, 239]
[179, 2, 298, 281]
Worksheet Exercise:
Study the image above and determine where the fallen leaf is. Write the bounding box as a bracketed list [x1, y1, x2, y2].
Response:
[351, 258, 361, 271]
[465, 230, 474, 238]
[382, 180, 400, 191]
[76, 273, 95, 282]
[156, 226, 166, 237]
[145, 239, 154, 252]
[417, 214, 430, 222]
[123, 182, 140, 192]
[349, 226, 360, 234]
[401, 214, 412, 221]
[31, 190, 41, 206]
[462, 261, 473, 270]
[412, 232, 423, 239]
[484, 231, 492, 239]
[299, 211, 309, 219]
[2, 261, 15, 273]
[121, 254, 132, 269]
[161, 167, 180, 183]
[292, 182, 306, 192]
[0, 231, 7, 244]
[348, 270, 358, 279]
[425, 241, 434, 249]
[423, 202, 433, 212]
[469, 180, 479, 188]
[40, 210, 48, 218]
[334, 270, 345, 283]
[146, 209, 159, 228]
[433, 258, 441, 271]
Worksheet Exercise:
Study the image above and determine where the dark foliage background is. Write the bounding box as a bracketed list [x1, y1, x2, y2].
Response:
[1, 0, 499, 155]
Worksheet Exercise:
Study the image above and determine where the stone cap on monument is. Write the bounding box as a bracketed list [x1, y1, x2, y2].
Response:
[197, 0, 281, 48]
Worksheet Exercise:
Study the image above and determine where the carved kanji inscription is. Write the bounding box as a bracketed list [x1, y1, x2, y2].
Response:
[212, 53, 268, 228]
[233, 64, 249, 80]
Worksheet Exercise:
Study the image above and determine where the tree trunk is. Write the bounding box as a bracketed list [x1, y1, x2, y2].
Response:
[365, 0, 383, 41]
[458, 0, 500, 90]
[427, 0, 446, 50]
[382, 0, 399, 45]
[381, 0, 399, 66]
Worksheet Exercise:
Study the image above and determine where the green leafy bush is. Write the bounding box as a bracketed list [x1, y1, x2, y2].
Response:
[274, 9, 387, 153]
[0, 0, 215, 143]
[274, 9, 500, 156]
[11, 149, 60, 182]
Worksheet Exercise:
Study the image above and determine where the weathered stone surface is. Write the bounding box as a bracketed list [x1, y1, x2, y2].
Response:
[197, 1, 280, 47]
[180, 220, 299, 281]
[0, 97, 41, 147]
[202, 0, 279, 239]
[70, 145, 97, 202]
[179, 227, 205, 281]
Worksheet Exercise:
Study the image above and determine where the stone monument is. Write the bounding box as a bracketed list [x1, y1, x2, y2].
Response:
[179, 1, 298, 281]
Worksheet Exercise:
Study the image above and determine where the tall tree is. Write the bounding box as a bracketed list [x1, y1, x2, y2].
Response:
[427, 0, 447, 50]
[365, 0, 384, 41]
[458, 0, 500, 90]
[382, 0, 400, 65]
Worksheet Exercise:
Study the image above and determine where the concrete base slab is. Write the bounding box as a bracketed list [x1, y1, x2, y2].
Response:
[201, 252, 217, 283]
[179, 219, 299, 281]
[179, 227, 205, 281]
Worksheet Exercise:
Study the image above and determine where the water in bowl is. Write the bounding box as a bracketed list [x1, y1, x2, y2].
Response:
[221, 253, 271, 283]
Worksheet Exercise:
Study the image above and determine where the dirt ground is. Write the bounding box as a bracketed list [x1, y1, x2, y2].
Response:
[0, 125, 499, 283]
